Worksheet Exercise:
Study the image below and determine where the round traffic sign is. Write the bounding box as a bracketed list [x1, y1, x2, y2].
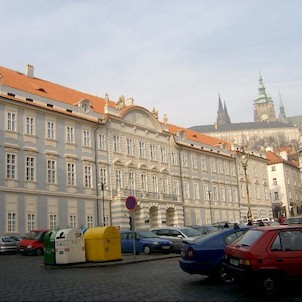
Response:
[126, 196, 137, 211]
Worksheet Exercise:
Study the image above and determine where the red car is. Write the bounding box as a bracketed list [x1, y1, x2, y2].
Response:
[223, 225, 302, 296]
[18, 229, 48, 256]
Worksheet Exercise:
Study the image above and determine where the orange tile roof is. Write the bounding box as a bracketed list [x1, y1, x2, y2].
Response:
[266, 150, 298, 167]
[0, 65, 115, 115]
[166, 123, 232, 150]
[1, 65, 232, 151]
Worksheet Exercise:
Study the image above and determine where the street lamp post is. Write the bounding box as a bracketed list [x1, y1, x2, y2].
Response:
[99, 182, 106, 226]
[238, 146, 253, 224]
[207, 190, 213, 224]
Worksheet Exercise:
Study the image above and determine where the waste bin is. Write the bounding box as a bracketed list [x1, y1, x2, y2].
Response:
[84, 226, 122, 262]
[55, 228, 86, 264]
[44, 229, 59, 265]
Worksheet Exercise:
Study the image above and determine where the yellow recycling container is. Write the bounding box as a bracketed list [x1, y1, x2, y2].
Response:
[84, 226, 122, 262]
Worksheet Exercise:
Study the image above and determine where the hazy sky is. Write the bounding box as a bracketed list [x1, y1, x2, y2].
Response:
[1, 0, 302, 128]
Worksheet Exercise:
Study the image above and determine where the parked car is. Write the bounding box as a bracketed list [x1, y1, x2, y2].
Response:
[150, 226, 201, 253]
[0, 236, 19, 254]
[190, 225, 219, 235]
[120, 230, 173, 255]
[223, 225, 302, 295]
[283, 216, 302, 225]
[179, 225, 251, 281]
[18, 229, 48, 255]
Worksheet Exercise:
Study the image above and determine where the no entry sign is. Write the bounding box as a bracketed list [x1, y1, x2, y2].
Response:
[125, 196, 137, 211]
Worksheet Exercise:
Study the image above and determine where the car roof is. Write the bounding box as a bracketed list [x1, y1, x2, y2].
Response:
[250, 225, 302, 231]
[151, 226, 195, 230]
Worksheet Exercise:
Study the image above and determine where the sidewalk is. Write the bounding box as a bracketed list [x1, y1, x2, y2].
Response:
[42, 253, 180, 269]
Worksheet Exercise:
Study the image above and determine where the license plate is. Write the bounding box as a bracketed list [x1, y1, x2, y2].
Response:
[230, 258, 239, 266]
[19, 248, 24, 252]
[162, 246, 170, 249]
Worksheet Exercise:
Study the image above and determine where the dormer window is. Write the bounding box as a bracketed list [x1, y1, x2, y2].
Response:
[78, 99, 92, 113]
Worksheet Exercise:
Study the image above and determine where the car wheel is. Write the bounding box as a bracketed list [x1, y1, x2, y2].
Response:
[220, 265, 234, 283]
[36, 248, 44, 256]
[258, 272, 280, 296]
[143, 245, 151, 255]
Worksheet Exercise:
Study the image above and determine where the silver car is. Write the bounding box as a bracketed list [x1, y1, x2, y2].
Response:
[0, 236, 19, 254]
[150, 226, 201, 253]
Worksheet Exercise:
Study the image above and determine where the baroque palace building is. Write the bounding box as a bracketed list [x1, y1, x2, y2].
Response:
[0, 65, 273, 236]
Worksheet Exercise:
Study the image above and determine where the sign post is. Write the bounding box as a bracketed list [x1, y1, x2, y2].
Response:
[125, 196, 137, 258]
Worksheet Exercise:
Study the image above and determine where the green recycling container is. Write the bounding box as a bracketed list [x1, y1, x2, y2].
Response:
[44, 229, 59, 265]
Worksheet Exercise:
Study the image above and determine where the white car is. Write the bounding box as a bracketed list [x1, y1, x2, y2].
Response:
[150, 226, 201, 253]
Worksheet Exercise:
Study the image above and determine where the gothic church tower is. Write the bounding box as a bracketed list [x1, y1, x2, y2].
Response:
[217, 94, 231, 126]
[253, 74, 277, 122]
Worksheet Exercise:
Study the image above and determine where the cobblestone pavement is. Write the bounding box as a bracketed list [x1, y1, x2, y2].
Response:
[1, 253, 301, 301]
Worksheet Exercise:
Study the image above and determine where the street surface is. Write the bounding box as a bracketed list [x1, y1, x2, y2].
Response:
[1, 253, 301, 301]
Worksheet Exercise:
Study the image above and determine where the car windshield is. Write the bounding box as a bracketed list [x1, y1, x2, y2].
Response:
[180, 228, 201, 237]
[204, 226, 219, 232]
[234, 229, 263, 247]
[137, 231, 159, 238]
[24, 231, 43, 240]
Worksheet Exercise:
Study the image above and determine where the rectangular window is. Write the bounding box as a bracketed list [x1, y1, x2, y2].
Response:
[27, 213, 36, 232]
[193, 183, 199, 199]
[162, 178, 168, 194]
[7, 112, 17, 131]
[273, 177, 277, 185]
[224, 162, 230, 175]
[49, 214, 58, 229]
[220, 186, 225, 202]
[115, 170, 122, 189]
[128, 171, 135, 190]
[211, 159, 216, 173]
[7, 212, 17, 232]
[67, 163, 75, 186]
[150, 144, 157, 161]
[184, 182, 190, 198]
[25, 156, 35, 181]
[25, 116, 35, 135]
[153, 176, 159, 193]
[6, 153, 16, 179]
[226, 187, 231, 202]
[99, 168, 107, 186]
[191, 156, 197, 169]
[139, 141, 146, 158]
[160, 147, 167, 163]
[201, 158, 207, 171]
[46, 121, 55, 139]
[47, 160, 56, 183]
[86, 215, 94, 228]
[141, 174, 148, 192]
[213, 185, 218, 201]
[203, 184, 209, 201]
[171, 151, 177, 165]
[233, 188, 238, 203]
[218, 162, 223, 174]
[113, 135, 120, 153]
[69, 215, 77, 228]
[98, 134, 106, 150]
[173, 180, 179, 196]
[66, 126, 75, 143]
[181, 153, 188, 167]
[274, 191, 279, 200]
[84, 165, 92, 188]
[127, 138, 134, 155]
[83, 130, 91, 147]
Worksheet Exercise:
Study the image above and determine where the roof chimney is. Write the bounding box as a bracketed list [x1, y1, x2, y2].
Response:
[25, 64, 34, 78]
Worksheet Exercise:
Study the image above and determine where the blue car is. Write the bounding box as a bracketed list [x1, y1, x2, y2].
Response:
[120, 230, 173, 255]
[179, 225, 251, 281]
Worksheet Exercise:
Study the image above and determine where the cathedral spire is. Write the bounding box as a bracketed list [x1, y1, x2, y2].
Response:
[278, 90, 287, 123]
[217, 94, 231, 126]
